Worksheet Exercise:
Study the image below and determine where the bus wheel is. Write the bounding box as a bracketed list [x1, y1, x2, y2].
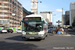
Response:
[42, 37, 45, 40]
[46, 34, 48, 37]
[46, 35, 48, 37]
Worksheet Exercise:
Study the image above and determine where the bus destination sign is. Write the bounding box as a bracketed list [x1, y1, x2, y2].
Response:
[24, 17, 41, 21]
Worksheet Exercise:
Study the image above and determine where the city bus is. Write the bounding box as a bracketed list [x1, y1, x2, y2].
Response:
[21, 14, 48, 40]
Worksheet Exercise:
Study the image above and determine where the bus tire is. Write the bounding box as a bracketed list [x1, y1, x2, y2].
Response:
[42, 37, 45, 40]
[46, 35, 48, 37]
[22, 37, 25, 39]
[45, 33, 48, 37]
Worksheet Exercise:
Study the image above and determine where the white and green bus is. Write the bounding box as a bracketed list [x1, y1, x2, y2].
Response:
[21, 14, 48, 40]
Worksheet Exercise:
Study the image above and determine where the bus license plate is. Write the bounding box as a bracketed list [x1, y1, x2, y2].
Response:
[30, 37, 34, 39]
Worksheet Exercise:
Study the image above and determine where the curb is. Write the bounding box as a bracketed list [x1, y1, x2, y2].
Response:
[53, 34, 72, 36]
[53, 34, 75, 36]
[13, 32, 17, 33]
[71, 35, 75, 36]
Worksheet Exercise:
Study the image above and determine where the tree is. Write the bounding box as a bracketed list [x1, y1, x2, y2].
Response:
[72, 18, 75, 27]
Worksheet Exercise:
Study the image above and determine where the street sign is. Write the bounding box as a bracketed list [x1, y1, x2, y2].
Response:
[56, 20, 62, 27]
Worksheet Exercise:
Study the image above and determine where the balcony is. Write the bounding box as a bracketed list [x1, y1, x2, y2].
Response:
[10, 16, 19, 21]
[0, 1, 9, 4]
[10, 19, 20, 22]
[14, 17, 17, 20]
[0, 15, 9, 17]
[10, 20, 20, 25]
[0, 10, 9, 13]
[10, 20, 13, 22]
[0, 6, 9, 8]
[0, 6, 10, 9]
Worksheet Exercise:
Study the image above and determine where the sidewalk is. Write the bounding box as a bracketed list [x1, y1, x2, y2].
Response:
[53, 32, 72, 36]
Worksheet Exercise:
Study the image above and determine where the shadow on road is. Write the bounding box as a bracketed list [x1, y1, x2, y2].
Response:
[6, 35, 24, 41]
[6, 35, 41, 41]
[48, 33, 53, 36]
[0, 41, 45, 50]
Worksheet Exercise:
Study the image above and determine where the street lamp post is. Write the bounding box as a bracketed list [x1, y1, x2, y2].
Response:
[56, 20, 62, 27]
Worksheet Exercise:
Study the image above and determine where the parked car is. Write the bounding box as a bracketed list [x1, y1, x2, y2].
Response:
[68, 28, 72, 30]
[1, 29, 7, 33]
[48, 28, 53, 33]
[48, 28, 55, 33]
[7, 29, 13, 33]
[16, 29, 22, 33]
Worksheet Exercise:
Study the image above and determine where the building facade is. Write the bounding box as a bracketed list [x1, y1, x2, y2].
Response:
[70, 2, 75, 26]
[31, 0, 38, 14]
[40, 12, 52, 29]
[40, 12, 52, 23]
[0, 0, 23, 28]
[23, 7, 33, 17]
[65, 11, 70, 25]
[63, 11, 70, 26]
[62, 15, 65, 25]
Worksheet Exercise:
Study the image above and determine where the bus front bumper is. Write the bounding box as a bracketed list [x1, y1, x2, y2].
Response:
[22, 34, 45, 39]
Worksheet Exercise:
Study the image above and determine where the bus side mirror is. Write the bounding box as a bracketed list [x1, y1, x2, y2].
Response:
[42, 21, 45, 24]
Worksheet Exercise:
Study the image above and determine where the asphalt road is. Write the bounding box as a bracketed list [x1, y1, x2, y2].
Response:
[0, 33, 75, 50]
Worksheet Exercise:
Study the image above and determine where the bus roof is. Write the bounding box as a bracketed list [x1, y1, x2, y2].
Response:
[26, 14, 43, 18]
[25, 14, 48, 24]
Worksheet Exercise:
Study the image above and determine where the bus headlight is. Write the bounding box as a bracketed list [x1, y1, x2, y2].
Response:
[38, 34, 44, 36]
[22, 31, 26, 35]
[38, 31, 44, 36]
[38, 34, 44, 37]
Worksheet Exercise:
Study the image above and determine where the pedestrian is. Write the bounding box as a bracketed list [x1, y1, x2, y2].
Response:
[52, 30, 55, 35]
[61, 28, 64, 34]
[65, 28, 68, 34]
[57, 27, 59, 32]
[55, 28, 58, 34]
[57, 27, 61, 34]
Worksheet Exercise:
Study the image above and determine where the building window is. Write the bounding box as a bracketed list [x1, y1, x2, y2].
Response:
[0, 3, 1, 5]
[1, 3, 4, 6]
[1, 12, 4, 17]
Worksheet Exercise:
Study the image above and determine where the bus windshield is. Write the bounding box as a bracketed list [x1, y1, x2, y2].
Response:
[24, 21, 42, 32]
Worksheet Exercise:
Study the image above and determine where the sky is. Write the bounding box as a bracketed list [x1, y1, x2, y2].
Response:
[18, 0, 75, 25]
